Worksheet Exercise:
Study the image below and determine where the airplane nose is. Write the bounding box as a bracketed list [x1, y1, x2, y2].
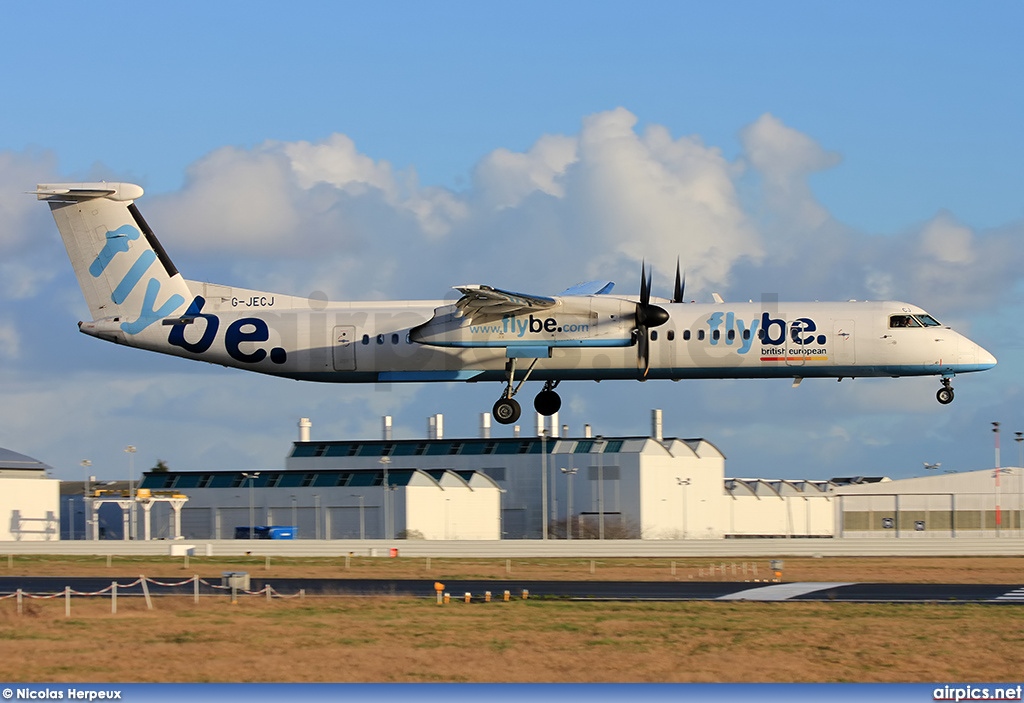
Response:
[977, 345, 997, 369]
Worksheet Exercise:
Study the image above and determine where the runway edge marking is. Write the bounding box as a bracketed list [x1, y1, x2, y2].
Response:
[716, 582, 857, 601]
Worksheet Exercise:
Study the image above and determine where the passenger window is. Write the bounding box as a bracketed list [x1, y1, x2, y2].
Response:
[361, 334, 370, 345]
[712, 330, 720, 341]
[391, 333, 399, 344]
[743, 329, 751, 340]
[697, 330, 705, 341]
[651, 331, 658, 341]
[683, 330, 691, 341]
[376, 334, 385, 344]
[727, 330, 735, 341]
[667, 330, 675, 341]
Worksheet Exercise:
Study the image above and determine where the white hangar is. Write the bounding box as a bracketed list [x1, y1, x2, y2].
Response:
[834, 467, 1023, 538]
[133, 413, 840, 540]
[0, 448, 60, 541]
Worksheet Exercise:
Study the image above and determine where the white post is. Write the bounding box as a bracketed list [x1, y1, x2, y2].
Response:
[595, 436, 605, 540]
[171, 500, 185, 539]
[142, 501, 154, 541]
[541, 429, 548, 540]
[124, 446, 136, 540]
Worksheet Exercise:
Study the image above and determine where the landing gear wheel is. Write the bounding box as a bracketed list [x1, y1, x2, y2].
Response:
[936, 387, 954, 405]
[534, 389, 562, 416]
[493, 397, 522, 424]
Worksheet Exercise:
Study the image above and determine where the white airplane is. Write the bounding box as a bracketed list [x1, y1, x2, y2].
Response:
[36, 182, 997, 424]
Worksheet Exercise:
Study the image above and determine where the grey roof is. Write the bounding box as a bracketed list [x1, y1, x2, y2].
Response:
[0, 447, 52, 473]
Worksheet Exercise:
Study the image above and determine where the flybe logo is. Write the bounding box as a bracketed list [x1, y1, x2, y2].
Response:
[167, 296, 288, 365]
[706, 312, 827, 356]
[90, 225, 185, 335]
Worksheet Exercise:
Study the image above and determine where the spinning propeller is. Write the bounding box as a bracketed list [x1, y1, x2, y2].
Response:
[635, 261, 670, 376]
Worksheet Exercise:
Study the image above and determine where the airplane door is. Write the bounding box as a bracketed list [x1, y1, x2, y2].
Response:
[332, 326, 357, 371]
[785, 321, 806, 367]
[833, 319, 855, 366]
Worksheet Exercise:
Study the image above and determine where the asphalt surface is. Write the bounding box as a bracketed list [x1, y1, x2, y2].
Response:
[1, 576, 1023, 603]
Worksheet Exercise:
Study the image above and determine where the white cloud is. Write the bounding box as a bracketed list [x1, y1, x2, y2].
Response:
[284, 134, 398, 195]
[0, 261, 57, 300]
[149, 145, 303, 252]
[473, 133, 577, 209]
[0, 321, 18, 359]
[919, 212, 975, 265]
[0, 149, 59, 255]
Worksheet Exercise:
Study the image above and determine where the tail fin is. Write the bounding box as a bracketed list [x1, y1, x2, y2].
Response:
[35, 183, 192, 339]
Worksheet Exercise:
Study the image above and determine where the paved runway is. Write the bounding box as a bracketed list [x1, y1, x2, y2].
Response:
[2, 576, 1023, 603]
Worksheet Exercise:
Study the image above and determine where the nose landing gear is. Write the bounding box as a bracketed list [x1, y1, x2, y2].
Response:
[936, 377, 954, 405]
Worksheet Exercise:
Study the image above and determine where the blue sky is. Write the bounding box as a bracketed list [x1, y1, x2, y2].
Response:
[1, 2, 1022, 482]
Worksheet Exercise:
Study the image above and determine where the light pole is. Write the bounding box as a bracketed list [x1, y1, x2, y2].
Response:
[594, 435, 605, 540]
[123, 446, 136, 540]
[993, 422, 1001, 535]
[1017, 432, 1023, 536]
[290, 495, 297, 530]
[80, 460, 92, 541]
[242, 472, 261, 539]
[351, 494, 365, 540]
[677, 477, 691, 539]
[379, 455, 392, 540]
[561, 467, 577, 540]
[541, 429, 548, 540]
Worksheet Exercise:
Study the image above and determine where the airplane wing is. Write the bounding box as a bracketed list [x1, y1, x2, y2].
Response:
[454, 285, 557, 319]
[558, 280, 615, 296]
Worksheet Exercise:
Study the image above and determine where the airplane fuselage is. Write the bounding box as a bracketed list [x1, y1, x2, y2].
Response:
[38, 181, 996, 423]
[82, 282, 992, 385]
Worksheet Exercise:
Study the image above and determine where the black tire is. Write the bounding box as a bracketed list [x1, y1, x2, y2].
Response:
[533, 390, 562, 416]
[493, 397, 521, 424]
[936, 388, 954, 405]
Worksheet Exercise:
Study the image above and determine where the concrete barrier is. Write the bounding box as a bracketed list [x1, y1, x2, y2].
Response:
[2, 537, 1023, 558]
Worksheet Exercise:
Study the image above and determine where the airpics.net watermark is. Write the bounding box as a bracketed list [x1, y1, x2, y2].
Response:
[934, 685, 1023, 701]
[2, 690, 121, 701]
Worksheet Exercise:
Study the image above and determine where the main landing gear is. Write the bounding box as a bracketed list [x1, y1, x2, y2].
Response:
[492, 359, 562, 424]
[936, 377, 955, 405]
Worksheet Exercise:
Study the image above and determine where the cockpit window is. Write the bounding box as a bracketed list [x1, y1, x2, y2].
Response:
[889, 314, 921, 328]
[916, 314, 942, 327]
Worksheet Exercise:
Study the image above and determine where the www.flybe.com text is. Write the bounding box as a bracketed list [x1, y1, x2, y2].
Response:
[469, 315, 590, 337]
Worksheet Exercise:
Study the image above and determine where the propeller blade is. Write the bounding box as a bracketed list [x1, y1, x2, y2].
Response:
[673, 258, 685, 304]
[640, 261, 650, 306]
[636, 330, 649, 374]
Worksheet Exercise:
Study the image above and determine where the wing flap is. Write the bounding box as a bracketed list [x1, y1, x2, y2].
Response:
[454, 285, 557, 319]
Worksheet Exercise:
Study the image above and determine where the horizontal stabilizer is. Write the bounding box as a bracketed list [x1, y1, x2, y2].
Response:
[33, 182, 144, 202]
